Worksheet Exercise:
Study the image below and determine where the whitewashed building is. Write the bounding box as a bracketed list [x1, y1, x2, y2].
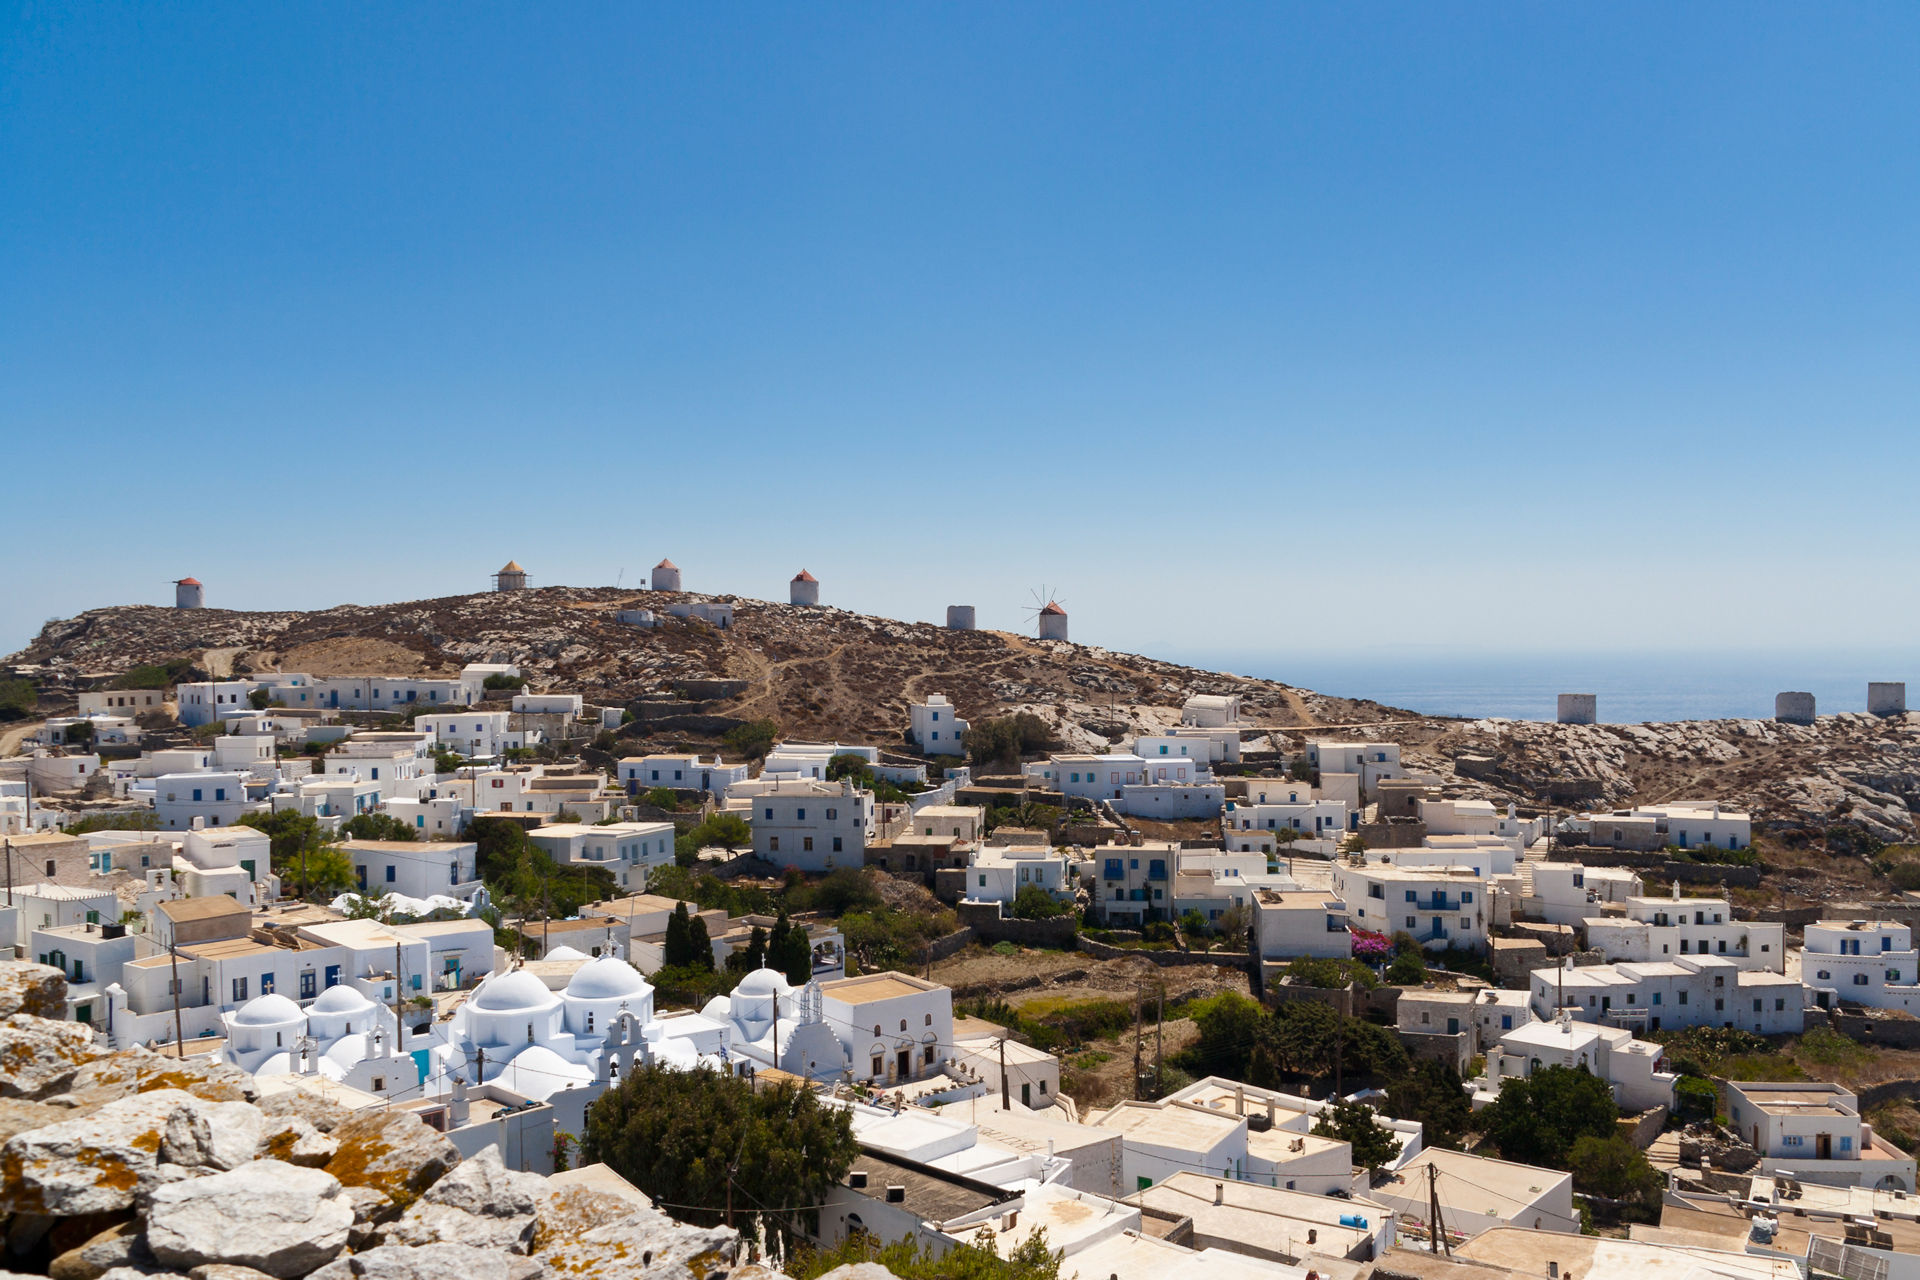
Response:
[908, 695, 969, 756]
[1727, 1082, 1917, 1191]
[1583, 884, 1786, 972]
[1530, 955, 1804, 1035]
[529, 821, 676, 893]
[750, 778, 867, 871]
[1801, 920, 1920, 1014]
[1332, 863, 1490, 952]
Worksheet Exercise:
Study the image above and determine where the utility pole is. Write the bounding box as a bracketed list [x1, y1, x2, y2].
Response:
[167, 938, 185, 1059]
[394, 939, 404, 1034]
[999, 1035, 1010, 1109]
[1427, 1161, 1451, 1255]
[1154, 981, 1164, 1097]
[1133, 981, 1144, 1101]
[1334, 990, 1345, 1100]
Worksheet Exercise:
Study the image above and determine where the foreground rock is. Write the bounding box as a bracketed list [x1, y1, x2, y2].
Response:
[310, 1244, 541, 1280]
[0, 1013, 112, 1100]
[146, 1160, 352, 1279]
[322, 1111, 459, 1208]
[537, 1211, 740, 1280]
[47, 1221, 152, 1280]
[0, 962, 70, 1020]
[2, 1089, 189, 1215]
[64, 1049, 254, 1107]
[377, 1147, 542, 1253]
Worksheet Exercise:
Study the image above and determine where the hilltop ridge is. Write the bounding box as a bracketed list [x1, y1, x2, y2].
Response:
[5, 586, 1411, 752]
[9, 587, 1920, 848]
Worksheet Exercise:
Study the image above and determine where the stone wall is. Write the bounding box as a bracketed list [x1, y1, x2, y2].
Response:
[1398, 1029, 1471, 1073]
[1078, 935, 1251, 969]
[1833, 1012, 1920, 1051]
[1619, 1104, 1670, 1149]
[954, 901, 1080, 949]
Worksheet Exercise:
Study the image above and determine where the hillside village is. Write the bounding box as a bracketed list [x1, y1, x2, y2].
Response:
[4, 567, 1920, 1280]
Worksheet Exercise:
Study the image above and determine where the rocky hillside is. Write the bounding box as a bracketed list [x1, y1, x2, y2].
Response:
[8, 588, 1920, 841]
[5, 587, 1413, 750]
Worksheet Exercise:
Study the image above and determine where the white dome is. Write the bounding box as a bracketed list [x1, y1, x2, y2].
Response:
[735, 968, 790, 997]
[231, 993, 304, 1026]
[545, 945, 591, 962]
[492, 1044, 593, 1102]
[471, 970, 559, 1012]
[565, 957, 652, 1001]
[309, 984, 376, 1015]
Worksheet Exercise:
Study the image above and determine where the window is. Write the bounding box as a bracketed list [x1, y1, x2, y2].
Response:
[769, 836, 779, 853]
[764, 808, 773, 821]
[1652, 992, 1662, 1004]
[1840, 1136, 1853, 1151]
[924, 1014, 932, 1026]
[832, 837, 843, 853]
[193, 788, 203, 802]
[1405, 917, 1416, 928]
[826, 808, 838, 820]
[1854, 973, 1870, 986]
[1776, 998, 1786, 1011]
[261, 973, 275, 994]
[1679, 991, 1689, 1004]
[796, 808, 806, 821]
[1816, 970, 1832, 981]
[1782, 1135, 1804, 1148]
[232, 977, 248, 1002]
[385, 866, 396, 883]
[1753, 999, 1762, 1012]
[450, 862, 459, 884]
[1405, 891, 1417, 902]
[803, 837, 814, 852]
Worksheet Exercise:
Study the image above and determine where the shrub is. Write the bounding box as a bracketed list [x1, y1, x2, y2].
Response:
[1012, 885, 1072, 920]
[482, 673, 525, 691]
[0, 678, 37, 722]
[722, 719, 779, 759]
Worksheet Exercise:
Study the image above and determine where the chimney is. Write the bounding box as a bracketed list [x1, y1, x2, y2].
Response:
[450, 1076, 471, 1125]
[1266, 1095, 1275, 1123]
[1672, 881, 1681, 900]
[1214, 1182, 1224, 1206]
[1235, 1085, 1245, 1116]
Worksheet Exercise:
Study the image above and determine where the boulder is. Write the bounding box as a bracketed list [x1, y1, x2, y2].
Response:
[48, 1221, 152, 1280]
[322, 1111, 459, 1207]
[66, 1050, 253, 1106]
[97, 1269, 189, 1280]
[528, 1185, 651, 1253]
[0, 1096, 75, 1143]
[537, 1213, 739, 1280]
[378, 1148, 543, 1253]
[344, 1186, 400, 1250]
[818, 1268, 905, 1280]
[0, 960, 69, 1019]
[259, 1116, 336, 1168]
[255, 1089, 351, 1134]
[161, 1100, 266, 1172]
[307, 1244, 543, 1280]
[0, 1088, 197, 1215]
[0, 1013, 111, 1099]
[189, 1266, 281, 1280]
[146, 1160, 352, 1280]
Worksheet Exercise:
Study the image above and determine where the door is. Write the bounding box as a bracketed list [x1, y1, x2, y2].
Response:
[1432, 917, 1442, 937]
[1446, 1018, 1459, 1035]
[1022, 1083, 1032, 1107]
[324, 965, 341, 989]
[897, 1049, 911, 1080]
[1817, 1133, 1832, 1159]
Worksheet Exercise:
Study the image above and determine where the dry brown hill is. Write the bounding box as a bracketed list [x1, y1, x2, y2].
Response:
[5, 587, 1415, 753]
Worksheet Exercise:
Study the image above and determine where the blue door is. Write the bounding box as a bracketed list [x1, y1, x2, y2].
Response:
[324, 965, 341, 989]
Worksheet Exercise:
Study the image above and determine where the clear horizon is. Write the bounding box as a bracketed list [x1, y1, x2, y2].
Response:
[7, 6, 1919, 661]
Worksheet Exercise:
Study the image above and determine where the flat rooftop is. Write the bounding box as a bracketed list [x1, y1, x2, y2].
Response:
[1091, 1101, 1243, 1148]
[841, 1149, 1009, 1223]
[1453, 1229, 1796, 1280]
[820, 972, 939, 1004]
[1381, 1148, 1568, 1217]
[1732, 1085, 1856, 1116]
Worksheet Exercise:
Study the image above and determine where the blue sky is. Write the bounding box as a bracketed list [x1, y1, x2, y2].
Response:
[5, 5, 1918, 669]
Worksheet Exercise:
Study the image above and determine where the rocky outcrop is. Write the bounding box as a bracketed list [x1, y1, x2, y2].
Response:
[320, 1112, 459, 1209]
[0, 963, 69, 1020]
[0, 1006, 864, 1280]
[375, 1149, 541, 1253]
[146, 1161, 352, 1279]
[0, 1015, 112, 1100]
[307, 1244, 539, 1280]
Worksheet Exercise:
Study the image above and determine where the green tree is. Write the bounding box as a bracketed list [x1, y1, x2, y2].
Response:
[1385, 949, 1428, 985]
[296, 846, 356, 899]
[1311, 1097, 1402, 1172]
[642, 786, 680, 810]
[1476, 1065, 1620, 1169]
[248, 688, 272, 710]
[663, 902, 698, 969]
[826, 752, 873, 782]
[1568, 1133, 1663, 1219]
[1386, 1058, 1472, 1150]
[0, 678, 39, 721]
[342, 812, 417, 842]
[726, 925, 768, 974]
[582, 1064, 858, 1242]
[686, 910, 715, 971]
[796, 1228, 1063, 1280]
[1012, 885, 1071, 920]
[964, 714, 1060, 772]
[1180, 991, 1273, 1078]
[722, 719, 780, 759]
[769, 910, 813, 985]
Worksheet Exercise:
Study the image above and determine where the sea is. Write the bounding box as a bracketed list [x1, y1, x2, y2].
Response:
[1167, 651, 1920, 725]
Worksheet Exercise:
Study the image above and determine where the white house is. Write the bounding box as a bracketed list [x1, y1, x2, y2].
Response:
[1583, 883, 1786, 972]
[1396, 987, 1532, 1056]
[619, 754, 752, 796]
[1251, 890, 1352, 960]
[1581, 802, 1753, 852]
[1306, 741, 1404, 799]
[1530, 955, 1804, 1036]
[818, 970, 955, 1086]
[1120, 782, 1226, 819]
[1332, 863, 1490, 952]
[176, 681, 257, 728]
[761, 741, 875, 781]
[1091, 1099, 1250, 1190]
[511, 693, 584, 718]
[1518, 862, 1643, 926]
[909, 695, 969, 756]
[529, 821, 676, 893]
[1801, 920, 1920, 1014]
[340, 839, 483, 902]
[966, 844, 1075, 905]
[751, 779, 868, 871]
[1089, 841, 1177, 925]
[1373, 1147, 1578, 1238]
[1027, 752, 1204, 803]
[1726, 1082, 1917, 1191]
[415, 711, 514, 760]
[1181, 694, 1242, 728]
[153, 772, 252, 830]
[1480, 1013, 1678, 1113]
